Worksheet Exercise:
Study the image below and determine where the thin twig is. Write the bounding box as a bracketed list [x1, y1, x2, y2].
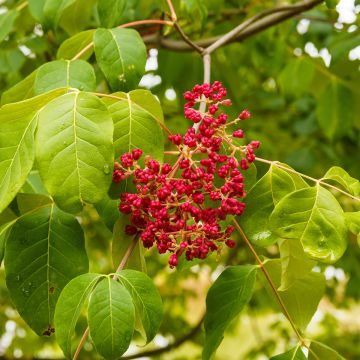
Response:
[256, 157, 360, 202]
[73, 236, 139, 360]
[192, 53, 211, 132]
[143, 0, 323, 52]
[118, 19, 174, 28]
[166, 0, 177, 22]
[173, 22, 204, 53]
[232, 220, 305, 343]
[122, 315, 204, 359]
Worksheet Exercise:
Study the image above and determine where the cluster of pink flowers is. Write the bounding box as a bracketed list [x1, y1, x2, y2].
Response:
[113, 82, 260, 267]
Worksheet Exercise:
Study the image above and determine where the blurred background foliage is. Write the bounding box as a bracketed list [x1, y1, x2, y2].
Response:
[0, 0, 359, 359]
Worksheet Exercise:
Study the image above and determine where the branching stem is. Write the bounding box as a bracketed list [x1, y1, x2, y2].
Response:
[72, 236, 139, 360]
[256, 157, 360, 202]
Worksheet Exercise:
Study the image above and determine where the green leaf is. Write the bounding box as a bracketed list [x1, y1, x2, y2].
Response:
[88, 277, 135, 359]
[1, 70, 37, 105]
[5, 203, 89, 335]
[270, 185, 348, 263]
[244, 162, 257, 192]
[112, 217, 146, 272]
[54, 273, 103, 358]
[0, 48, 25, 74]
[203, 265, 257, 360]
[316, 81, 355, 139]
[263, 259, 325, 331]
[117, 269, 163, 343]
[278, 239, 316, 290]
[28, 0, 47, 23]
[105, 90, 164, 197]
[95, 196, 119, 231]
[97, 0, 126, 28]
[325, 0, 338, 9]
[16, 193, 53, 215]
[345, 212, 360, 246]
[21, 171, 49, 195]
[36, 92, 114, 214]
[0, 10, 19, 43]
[309, 341, 346, 360]
[104, 90, 164, 159]
[60, 0, 96, 35]
[0, 207, 17, 265]
[278, 57, 315, 97]
[329, 32, 360, 64]
[0, 89, 66, 213]
[94, 28, 146, 91]
[239, 163, 308, 247]
[43, 0, 77, 28]
[270, 346, 307, 360]
[34, 60, 96, 95]
[57, 30, 95, 60]
[322, 166, 360, 196]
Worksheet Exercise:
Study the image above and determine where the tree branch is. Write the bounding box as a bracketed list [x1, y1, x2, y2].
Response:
[143, 0, 323, 51]
[122, 315, 204, 359]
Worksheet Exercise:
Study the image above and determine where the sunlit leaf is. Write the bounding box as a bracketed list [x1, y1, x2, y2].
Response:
[34, 59, 96, 95]
[270, 185, 347, 263]
[36, 92, 114, 213]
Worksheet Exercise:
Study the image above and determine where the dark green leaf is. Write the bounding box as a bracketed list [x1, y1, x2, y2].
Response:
[28, 0, 47, 23]
[34, 60, 96, 95]
[60, 0, 96, 35]
[270, 185, 348, 263]
[36, 92, 114, 214]
[97, 0, 126, 28]
[112, 217, 146, 272]
[95, 196, 119, 231]
[316, 81, 355, 139]
[88, 277, 135, 359]
[94, 28, 146, 91]
[325, 0, 338, 9]
[278, 57, 315, 97]
[203, 265, 257, 360]
[5, 204, 89, 335]
[54, 273, 103, 358]
[0, 10, 19, 43]
[43, 0, 77, 28]
[117, 269, 163, 343]
[1, 70, 37, 105]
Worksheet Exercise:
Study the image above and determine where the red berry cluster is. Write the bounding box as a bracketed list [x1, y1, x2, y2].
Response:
[113, 81, 260, 268]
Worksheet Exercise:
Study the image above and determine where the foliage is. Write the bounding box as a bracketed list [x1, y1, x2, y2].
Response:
[0, 0, 359, 359]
